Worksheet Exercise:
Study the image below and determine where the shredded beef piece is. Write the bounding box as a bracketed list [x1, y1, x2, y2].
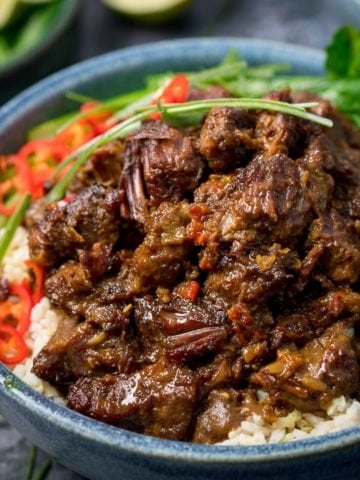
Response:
[252, 321, 359, 411]
[67, 358, 197, 440]
[204, 244, 300, 308]
[255, 90, 313, 158]
[24, 199, 47, 229]
[187, 85, 232, 102]
[193, 387, 278, 443]
[77, 243, 119, 282]
[199, 107, 256, 172]
[32, 315, 137, 387]
[307, 209, 360, 283]
[32, 306, 138, 387]
[193, 389, 243, 443]
[84, 201, 193, 305]
[28, 185, 121, 267]
[135, 296, 228, 363]
[271, 289, 360, 348]
[120, 121, 204, 223]
[188, 151, 333, 277]
[68, 140, 125, 193]
[45, 261, 93, 317]
[129, 201, 192, 290]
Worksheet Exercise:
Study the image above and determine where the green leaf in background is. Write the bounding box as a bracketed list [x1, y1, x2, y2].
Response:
[0, 0, 59, 66]
[0, 37, 11, 62]
[326, 25, 360, 78]
[12, 2, 58, 56]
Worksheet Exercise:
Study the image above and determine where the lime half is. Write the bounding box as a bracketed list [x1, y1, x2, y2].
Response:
[20, 0, 55, 4]
[102, 0, 192, 24]
[0, 0, 19, 29]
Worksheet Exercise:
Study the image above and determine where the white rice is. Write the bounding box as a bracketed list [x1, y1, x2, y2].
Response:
[1, 227, 30, 282]
[221, 396, 360, 445]
[0, 227, 63, 401]
[2, 227, 360, 441]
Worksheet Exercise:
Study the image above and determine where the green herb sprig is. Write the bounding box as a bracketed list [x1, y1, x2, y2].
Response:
[25, 446, 52, 480]
[46, 109, 157, 203]
[0, 193, 31, 263]
[44, 97, 331, 204]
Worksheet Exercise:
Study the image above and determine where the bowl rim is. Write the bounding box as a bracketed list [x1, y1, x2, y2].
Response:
[2, 361, 360, 463]
[0, 36, 324, 134]
[1, 36, 359, 465]
[0, 0, 81, 80]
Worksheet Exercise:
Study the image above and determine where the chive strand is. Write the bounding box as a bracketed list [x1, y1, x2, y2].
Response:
[46, 109, 157, 203]
[46, 97, 331, 204]
[33, 460, 52, 480]
[25, 446, 37, 480]
[154, 98, 333, 127]
[57, 87, 153, 134]
[0, 193, 31, 263]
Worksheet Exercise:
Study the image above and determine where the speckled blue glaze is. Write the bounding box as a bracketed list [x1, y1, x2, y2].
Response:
[0, 39, 359, 480]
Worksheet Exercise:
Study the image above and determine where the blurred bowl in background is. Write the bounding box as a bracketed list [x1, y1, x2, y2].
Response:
[0, 0, 81, 105]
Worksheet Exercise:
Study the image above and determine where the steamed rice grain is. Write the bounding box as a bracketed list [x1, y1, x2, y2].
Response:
[1, 227, 63, 402]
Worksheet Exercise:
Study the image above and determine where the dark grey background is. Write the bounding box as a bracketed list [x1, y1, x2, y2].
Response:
[1, 0, 360, 478]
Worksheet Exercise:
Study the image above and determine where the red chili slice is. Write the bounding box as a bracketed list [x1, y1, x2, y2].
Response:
[7, 283, 33, 335]
[0, 202, 17, 216]
[176, 280, 201, 302]
[24, 260, 45, 305]
[57, 119, 96, 150]
[0, 323, 29, 365]
[150, 74, 190, 120]
[159, 73, 190, 104]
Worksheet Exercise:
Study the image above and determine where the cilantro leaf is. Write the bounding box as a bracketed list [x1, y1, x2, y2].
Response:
[326, 25, 360, 78]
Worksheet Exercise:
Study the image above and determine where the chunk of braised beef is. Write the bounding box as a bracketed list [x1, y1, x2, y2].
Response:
[77, 243, 119, 282]
[84, 302, 132, 332]
[192, 387, 276, 444]
[194, 348, 245, 396]
[271, 289, 360, 348]
[32, 311, 138, 387]
[135, 296, 228, 363]
[187, 84, 232, 102]
[192, 388, 243, 443]
[199, 107, 256, 172]
[307, 209, 360, 283]
[45, 261, 93, 317]
[24, 199, 47, 229]
[87, 202, 193, 305]
[129, 201, 192, 290]
[68, 140, 125, 193]
[67, 358, 197, 440]
[255, 90, 313, 158]
[29, 185, 121, 267]
[252, 321, 359, 411]
[204, 244, 300, 308]
[46, 257, 132, 322]
[188, 153, 333, 264]
[120, 121, 204, 223]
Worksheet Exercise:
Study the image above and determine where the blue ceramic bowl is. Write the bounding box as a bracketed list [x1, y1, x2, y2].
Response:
[1, 38, 359, 480]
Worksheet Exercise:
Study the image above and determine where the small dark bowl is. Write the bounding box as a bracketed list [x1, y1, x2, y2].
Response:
[1, 38, 360, 480]
[0, 0, 81, 105]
